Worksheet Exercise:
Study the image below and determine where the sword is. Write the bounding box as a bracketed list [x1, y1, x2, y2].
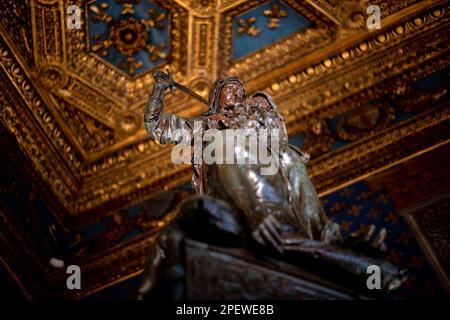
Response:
[165, 69, 209, 106]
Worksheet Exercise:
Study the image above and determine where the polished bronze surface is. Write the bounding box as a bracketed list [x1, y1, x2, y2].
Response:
[139, 70, 407, 298]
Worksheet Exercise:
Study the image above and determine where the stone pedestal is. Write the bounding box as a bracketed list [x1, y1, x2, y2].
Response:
[185, 239, 369, 300]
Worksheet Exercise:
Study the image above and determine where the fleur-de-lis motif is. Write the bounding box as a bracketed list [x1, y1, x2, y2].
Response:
[330, 201, 345, 213]
[119, 56, 143, 76]
[263, 3, 287, 29]
[340, 188, 354, 198]
[90, 37, 113, 57]
[121, 3, 135, 15]
[384, 212, 398, 223]
[340, 220, 353, 231]
[357, 190, 371, 200]
[146, 43, 167, 62]
[90, 2, 112, 24]
[141, 9, 167, 30]
[237, 17, 261, 37]
[347, 204, 362, 216]
[377, 193, 389, 204]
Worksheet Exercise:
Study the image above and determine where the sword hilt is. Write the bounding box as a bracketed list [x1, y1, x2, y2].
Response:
[165, 69, 176, 96]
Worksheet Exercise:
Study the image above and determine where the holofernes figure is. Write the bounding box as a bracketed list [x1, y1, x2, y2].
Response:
[138, 70, 408, 299]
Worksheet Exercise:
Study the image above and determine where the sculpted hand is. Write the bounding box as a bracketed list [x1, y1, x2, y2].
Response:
[251, 214, 284, 254]
[153, 69, 174, 90]
[346, 225, 388, 257]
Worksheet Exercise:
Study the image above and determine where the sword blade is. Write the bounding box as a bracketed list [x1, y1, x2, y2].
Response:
[173, 82, 209, 106]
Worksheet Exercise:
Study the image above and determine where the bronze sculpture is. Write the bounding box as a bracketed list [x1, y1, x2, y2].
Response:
[139, 70, 408, 299]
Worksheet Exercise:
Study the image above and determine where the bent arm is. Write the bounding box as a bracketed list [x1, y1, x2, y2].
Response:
[144, 82, 193, 145]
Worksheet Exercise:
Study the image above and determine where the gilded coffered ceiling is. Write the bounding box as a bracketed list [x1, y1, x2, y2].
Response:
[0, 0, 449, 229]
